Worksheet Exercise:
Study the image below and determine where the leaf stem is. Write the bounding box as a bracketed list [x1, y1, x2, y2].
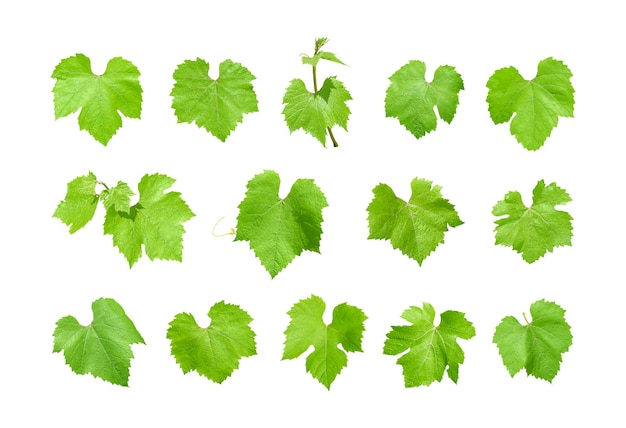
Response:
[312, 65, 318, 93]
[523, 312, 530, 325]
[96, 180, 110, 190]
[311, 38, 338, 148]
[327, 128, 339, 147]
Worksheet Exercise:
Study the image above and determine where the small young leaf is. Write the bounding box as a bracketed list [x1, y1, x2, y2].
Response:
[170, 58, 258, 141]
[367, 177, 463, 265]
[486, 57, 574, 150]
[167, 301, 257, 384]
[100, 181, 134, 214]
[383, 303, 475, 388]
[493, 300, 572, 382]
[385, 60, 464, 139]
[492, 180, 573, 263]
[52, 54, 142, 145]
[53, 298, 145, 386]
[235, 170, 328, 278]
[283, 295, 367, 389]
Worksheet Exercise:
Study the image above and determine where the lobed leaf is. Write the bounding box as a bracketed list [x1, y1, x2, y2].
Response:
[493, 300, 572, 382]
[235, 170, 328, 277]
[167, 301, 257, 383]
[53, 298, 145, 386]
[282, 295, 367, 389]
[367, 177, 463, 265]
[52, 54, 142, 145]
[486, 57, 574, 150]
[170, 58, 258, 141]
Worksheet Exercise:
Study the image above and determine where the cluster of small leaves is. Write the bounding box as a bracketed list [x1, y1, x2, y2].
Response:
[53, 298, 145, 386]
[486, 57, 575, 150]
[52, 54, 143, 145]
[493, 180, 573, 263]
[53, 172, 195, 267]
[282, 37, 352, 147]
[170, 58, 258, 141]
[235, 170, 328, 277]
[167, 302, 257, 383]
[493, 300, 572, 382]
[282, 295, 367, 389]
[385, 60, 464, 139]
[367, 177, 463, 265]
[383, 303, 476, 387]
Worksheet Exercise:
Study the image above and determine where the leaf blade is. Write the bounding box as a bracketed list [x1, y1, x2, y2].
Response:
[486, 57, 574, 150]
[52, 54, 142, 145]
[167, 301, 257, 384]
[283, 296, 366, 389]
[52, 298, 145, 386]
[170, 58, 258, 141]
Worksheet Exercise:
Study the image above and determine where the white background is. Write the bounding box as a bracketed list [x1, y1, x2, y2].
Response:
[1, 0, 623, 426]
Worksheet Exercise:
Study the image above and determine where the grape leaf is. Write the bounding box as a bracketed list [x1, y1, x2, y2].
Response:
[234, 170, 328, 278]
[385, 60, 464, 139]
[367, 177, 463, 265]
[52, 53, 142, 145]
[492, 180, 573, 263]
[167, 301, 257, 384]
[282, 295, 367, 389]
[383, 303, 475, 388]
[54, 172, 194, 267]
[52, 298, 145, 386]
[53, 172, 98, 233]
[486, 57, 574, 150]
[170, 58, 258, 141]
[283, 38, 351, 147]
[493, 300, 572, 382]
[104, 173, 195, 267]
[282, 77, 352, 146]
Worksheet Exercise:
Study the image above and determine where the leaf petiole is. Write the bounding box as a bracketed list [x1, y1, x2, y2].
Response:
[311, 38, 338, 147]
[96, 180, 110, 191]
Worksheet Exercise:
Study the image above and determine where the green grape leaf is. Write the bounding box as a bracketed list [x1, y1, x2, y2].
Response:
[367, 177, 463, 265]
[383, 303, 475, 388]
[167, 301, 257, 384]
[282, 295, 367, 389]
[104, 173, 195, 267]
[52, 54, 142, 145]
[282, 77, 352, 146]
[486, 57, 574, 150]
[234, 170, 328, 278]
[385, 60, 464, 139]
[100, 181, 134, 214]
[53, 172, 99, 233]
[52, 298, 145, 386]
[493, 300, 572, 382]
[170, 58, 258, 141]
[493, 180, 573, 263]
